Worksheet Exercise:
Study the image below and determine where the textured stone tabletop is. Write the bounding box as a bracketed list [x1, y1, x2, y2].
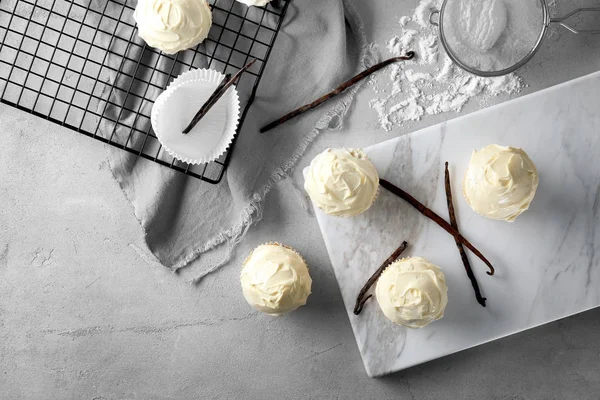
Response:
[1, 0, 600, 398]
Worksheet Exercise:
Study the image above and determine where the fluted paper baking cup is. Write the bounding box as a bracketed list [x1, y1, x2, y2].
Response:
[151, 69, 240, 165]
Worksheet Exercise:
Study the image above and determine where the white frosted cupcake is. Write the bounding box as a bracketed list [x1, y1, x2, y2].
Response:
[151, 69, 240, 164]
[376, 257, 448, 328]
[134, 0, 212, 54]
[304, 148, 379, 217]
[240, 243, 312, 316]
[463, 144, 539, 222]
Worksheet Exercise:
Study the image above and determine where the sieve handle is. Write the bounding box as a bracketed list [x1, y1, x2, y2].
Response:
[551, 7, 600, 34]
[429, 10, 440, 26]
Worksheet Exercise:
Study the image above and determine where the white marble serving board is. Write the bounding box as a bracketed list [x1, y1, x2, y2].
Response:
[315, 71, 600, 377]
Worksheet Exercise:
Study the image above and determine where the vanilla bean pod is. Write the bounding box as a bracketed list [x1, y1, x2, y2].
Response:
[354, 241, 408, 315]
[379, 179, 495, 276]
[260, 52, 415, 133]
[182, 59, 256, 134]
[444, 162, 487, 306]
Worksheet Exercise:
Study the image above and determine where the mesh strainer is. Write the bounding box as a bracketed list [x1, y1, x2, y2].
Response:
[430, 0, 600, 77]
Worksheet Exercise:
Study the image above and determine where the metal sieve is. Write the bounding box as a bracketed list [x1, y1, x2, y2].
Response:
[430, 0, 600, 77]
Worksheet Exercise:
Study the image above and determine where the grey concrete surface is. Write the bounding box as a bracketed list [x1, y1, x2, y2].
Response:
[2, 104, 600, 400]
[2, 0, 600, 398]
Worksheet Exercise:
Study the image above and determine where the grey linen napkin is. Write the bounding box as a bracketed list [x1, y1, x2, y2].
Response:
[100, 0, 371, 282]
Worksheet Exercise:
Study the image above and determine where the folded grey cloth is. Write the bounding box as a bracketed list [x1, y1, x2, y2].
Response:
[101, 0, 371, 282]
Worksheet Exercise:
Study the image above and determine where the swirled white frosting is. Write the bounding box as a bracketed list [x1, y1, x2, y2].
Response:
[376, 257, 448, 329]
[304, 148, 379, 217]
[236, 0, 272, 6]
[463, 144, 539, 222]
[134, 0, 212, 54]
[240, 244, 312, 315]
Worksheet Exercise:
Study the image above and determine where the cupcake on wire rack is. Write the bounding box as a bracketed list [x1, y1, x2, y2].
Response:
[134, 0, 212, 54]
[151, 69, 240, 165]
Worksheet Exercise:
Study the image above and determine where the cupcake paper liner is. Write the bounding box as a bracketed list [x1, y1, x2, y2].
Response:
[151, 68, 240, 165]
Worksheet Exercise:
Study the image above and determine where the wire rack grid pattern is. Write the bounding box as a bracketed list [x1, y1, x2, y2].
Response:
[0, 0, 290, 183]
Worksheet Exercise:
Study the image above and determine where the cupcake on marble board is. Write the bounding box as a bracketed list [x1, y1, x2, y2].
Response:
[376, 257, 448, 328]
[304, 148, 379, 218]
[463, 144, 539, 222]
[151, 68, 240, 164]
[134, 0, 212, 54]
[240, 243, 312, 316]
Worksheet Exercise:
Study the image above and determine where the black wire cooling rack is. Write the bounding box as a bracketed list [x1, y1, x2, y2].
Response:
[0, 0, 290, 183]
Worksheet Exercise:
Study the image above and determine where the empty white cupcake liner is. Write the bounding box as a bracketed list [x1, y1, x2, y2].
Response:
[151, 68, 240, 165]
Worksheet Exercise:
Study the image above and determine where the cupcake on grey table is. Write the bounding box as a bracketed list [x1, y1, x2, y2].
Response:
[304, 148, 379, 217]
[134, 0, 212, 54]
[240, 243, 312, 316]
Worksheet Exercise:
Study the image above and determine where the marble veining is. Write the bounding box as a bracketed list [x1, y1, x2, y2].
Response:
[315, 71, 600, 377]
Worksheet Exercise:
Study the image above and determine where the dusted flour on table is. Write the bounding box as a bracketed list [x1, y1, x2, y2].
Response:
[368, 0, 525, 131]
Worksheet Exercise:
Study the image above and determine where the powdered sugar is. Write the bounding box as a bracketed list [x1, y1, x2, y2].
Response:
[405, 69, 433, 83]
[369, 0, 525, 131]
[387, 29, 418, 55]
[443, 0, 544, 72]
[399, 16, 411, 27]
